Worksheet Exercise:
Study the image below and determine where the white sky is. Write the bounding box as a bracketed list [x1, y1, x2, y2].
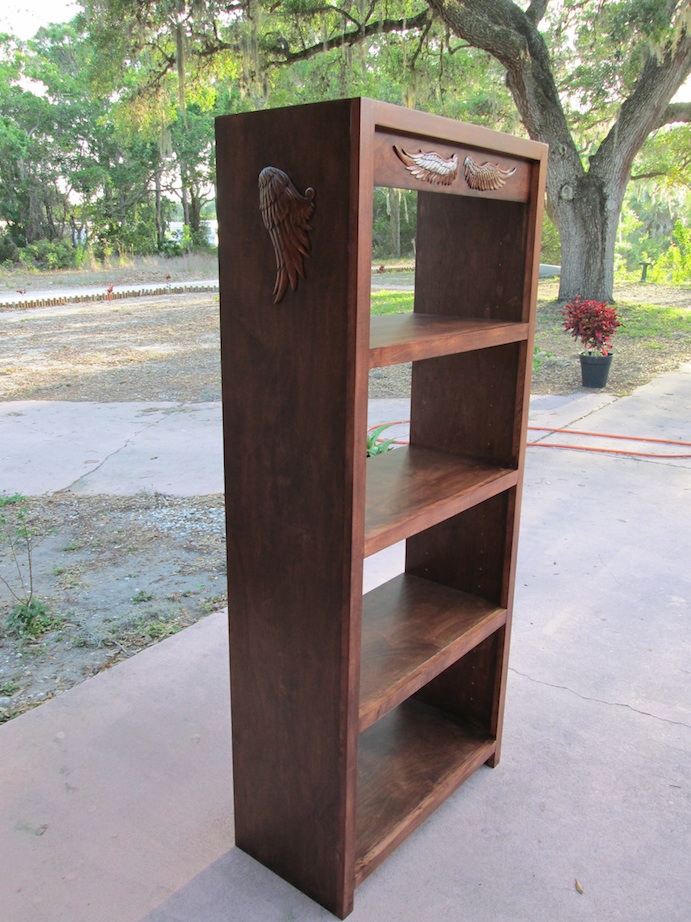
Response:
[0, 1, 81, 39]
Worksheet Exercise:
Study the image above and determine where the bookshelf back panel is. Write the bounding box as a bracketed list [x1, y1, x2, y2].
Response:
[405, 490, 513, 606]
[410, 343, 524, 466]
[414, 192, 530, 323]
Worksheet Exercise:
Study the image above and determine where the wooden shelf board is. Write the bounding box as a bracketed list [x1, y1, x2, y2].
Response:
[355, 700, 495, 886]
[369, 315, 529, 368]
[365, 446, 517, 557]
[359, 574, 506, 732]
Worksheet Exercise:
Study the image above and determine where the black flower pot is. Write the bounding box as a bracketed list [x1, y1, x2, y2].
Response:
[580, 352, 613, 388]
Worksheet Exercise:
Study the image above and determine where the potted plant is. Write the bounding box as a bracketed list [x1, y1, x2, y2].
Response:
[563, 295, 621, 388]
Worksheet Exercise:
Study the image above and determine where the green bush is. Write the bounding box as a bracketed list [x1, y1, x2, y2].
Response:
[648, 221, 691, 285]
[17, 238, 82, 270]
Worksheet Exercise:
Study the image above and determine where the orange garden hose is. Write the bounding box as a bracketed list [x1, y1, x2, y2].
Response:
[368, 422, 691, 459]
[526, 426, 691, 458]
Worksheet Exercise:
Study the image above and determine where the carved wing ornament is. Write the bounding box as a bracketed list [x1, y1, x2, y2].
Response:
[393, 146, 459, 186]
[463, 156, 516, 192]
[258, 167, 315, 304]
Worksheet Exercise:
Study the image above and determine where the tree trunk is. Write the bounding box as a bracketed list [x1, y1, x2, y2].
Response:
[181, 168, 190, 229]
[189, 187, 203, 240]
[154, 170, 166, 250]
[388, 189, 401, 259]
[550, 172, 625, 303]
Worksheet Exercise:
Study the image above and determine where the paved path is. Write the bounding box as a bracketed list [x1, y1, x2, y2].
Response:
[1, 390, 641, 498]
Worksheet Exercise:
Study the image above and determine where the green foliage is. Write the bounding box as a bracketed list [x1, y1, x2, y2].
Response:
[6, 598, 53, 638]
[615, 182, 691, 281]
[540, 215, 561, 265]
[18, 239, 85, 271]
[648, 222, 691, 285]
[0, 0, 688, 295]
[533, 345, 554, 372]
[367, 424, 396, 457]
[545, 0, 687, 135]
[135, 617, 181, 641]
[373, 189, 417, 260]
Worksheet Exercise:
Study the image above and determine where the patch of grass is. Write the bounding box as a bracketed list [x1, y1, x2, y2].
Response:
[62, 540, 83, 552]
[616, 303, 691, 341]
[370, 290, 414, 316]
[0, 679, 20, 696]
[538, 297, 691, 346]
[55, 567, 85, 590]
[371, 292, 691, 352]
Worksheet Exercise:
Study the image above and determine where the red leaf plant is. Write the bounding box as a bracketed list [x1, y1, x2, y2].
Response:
[563, 295, 621, 355]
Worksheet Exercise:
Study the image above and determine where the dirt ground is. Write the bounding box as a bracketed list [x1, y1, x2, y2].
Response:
[1, 278, 690, 721]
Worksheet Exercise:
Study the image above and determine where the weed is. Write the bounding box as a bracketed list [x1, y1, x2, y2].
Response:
[137, 618, 179, 640]
[0, 679, 20, 696]
[62, 540, 83, 552]
[6, 598, 53, 638]
[367, 424, 396, 457]
[132, 589, 154, 604]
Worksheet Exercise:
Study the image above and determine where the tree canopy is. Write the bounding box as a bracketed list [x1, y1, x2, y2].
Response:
[1, 1, 689, 296]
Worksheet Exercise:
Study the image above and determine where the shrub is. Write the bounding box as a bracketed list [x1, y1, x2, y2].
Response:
[17, 238, 82, 271]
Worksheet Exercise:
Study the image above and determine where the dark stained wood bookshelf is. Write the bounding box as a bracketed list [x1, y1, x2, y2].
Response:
[216, 97, 547, 919]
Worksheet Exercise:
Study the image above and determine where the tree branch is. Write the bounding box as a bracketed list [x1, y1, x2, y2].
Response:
[526, 0, 549, 26]
[264, 8, 432, 67]
[424, 0, 526, 65]
[656, 99, 691, 126]
[593, 33, 691, 178]
[424, 0, 580, 169]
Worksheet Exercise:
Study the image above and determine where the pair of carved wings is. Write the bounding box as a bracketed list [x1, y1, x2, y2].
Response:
[394, 146, 516, 191]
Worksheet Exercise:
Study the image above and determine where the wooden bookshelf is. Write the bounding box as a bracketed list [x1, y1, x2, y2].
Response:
[216, 97, 547, 918]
